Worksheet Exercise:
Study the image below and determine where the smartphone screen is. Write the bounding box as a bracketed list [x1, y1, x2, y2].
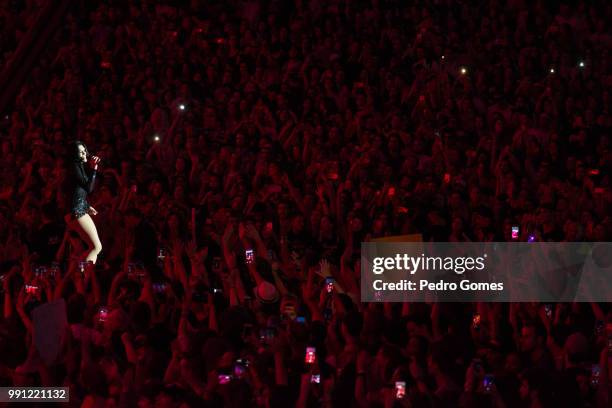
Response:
[245, 249, 254, 264]
[545, 304, 552, 319]
[236, 358, 249, 367]
[305, 347, 316, 364]
[234, 362, 246, 378]
[99, 307, 108, 322]
[325, 277, 334, 293]
[590, 365, 600, 387]
[311, 374, 321, 384]
[218, 374, 232, 385]
[472, 313, 481, 330]
[483, 374, 494, 392]
[395, 381, 406, 399]
[511, 226, 519, 240]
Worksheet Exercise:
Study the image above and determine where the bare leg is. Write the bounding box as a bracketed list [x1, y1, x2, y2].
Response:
[74, 213, 102, 264]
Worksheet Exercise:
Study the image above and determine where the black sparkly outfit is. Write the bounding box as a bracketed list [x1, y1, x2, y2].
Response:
[71, 161, 97, 219]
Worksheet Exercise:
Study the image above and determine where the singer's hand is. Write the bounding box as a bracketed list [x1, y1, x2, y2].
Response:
[88, 206, 98, 216]
[90, 155, 101, 170]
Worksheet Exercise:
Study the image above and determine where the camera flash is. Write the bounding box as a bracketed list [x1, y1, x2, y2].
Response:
[179, 104, 186, 111]
[550, 68, 555, 74]
[154, 135, 160, 142]
[441, 55, 445, 60]
[460, 67, 467, 75]
[578, 61, 585, 68]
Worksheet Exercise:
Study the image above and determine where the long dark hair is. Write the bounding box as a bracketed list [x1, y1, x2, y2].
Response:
[70, 140, 88, 163]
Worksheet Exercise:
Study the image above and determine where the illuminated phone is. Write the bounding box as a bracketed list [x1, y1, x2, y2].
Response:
[25, 284, 39, 295]
[236, 358, 249, 367]
[472, 313, 481, 330]
[218, 374, 232, 385]
[483, 374, 494, 392]
[544, 304, 552, 319]
[305, 347, 316, 365]
[245, 249, 254, 264]
[591, 365, 600, 387]
[325, 277, 334, 293]
[296, 316, 306, 324]
[311, 374, 321, 384]
[395, 381, 406, 399]
[99, 307, 108, 322]
[511, 226, 519, 240]
[527, 233, 536, 243]
[234, 364, 246, 378]
[157, 248, 166, 261]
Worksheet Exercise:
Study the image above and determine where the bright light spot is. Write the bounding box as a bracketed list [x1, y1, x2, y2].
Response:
[460, 67, 467, 75]
[441, 55, 445, 60]
[578, 61, 585, 68]
[154, 135, 160, 142]
[179, 104, 186, 111]
[550, 68, 555, 74]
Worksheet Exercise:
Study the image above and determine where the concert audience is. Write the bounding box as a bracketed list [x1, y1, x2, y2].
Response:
[0, 1, 610, 407]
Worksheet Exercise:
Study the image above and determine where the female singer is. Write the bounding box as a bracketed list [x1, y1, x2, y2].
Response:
[69, 140, 102, 263]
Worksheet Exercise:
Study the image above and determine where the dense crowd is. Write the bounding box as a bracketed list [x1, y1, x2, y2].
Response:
[0, 0, 611, 407]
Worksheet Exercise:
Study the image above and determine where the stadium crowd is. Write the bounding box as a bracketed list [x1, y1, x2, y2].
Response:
[0, 0, 611, 407]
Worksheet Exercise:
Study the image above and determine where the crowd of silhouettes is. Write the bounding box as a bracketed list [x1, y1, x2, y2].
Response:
[0, 1, 610, 407]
